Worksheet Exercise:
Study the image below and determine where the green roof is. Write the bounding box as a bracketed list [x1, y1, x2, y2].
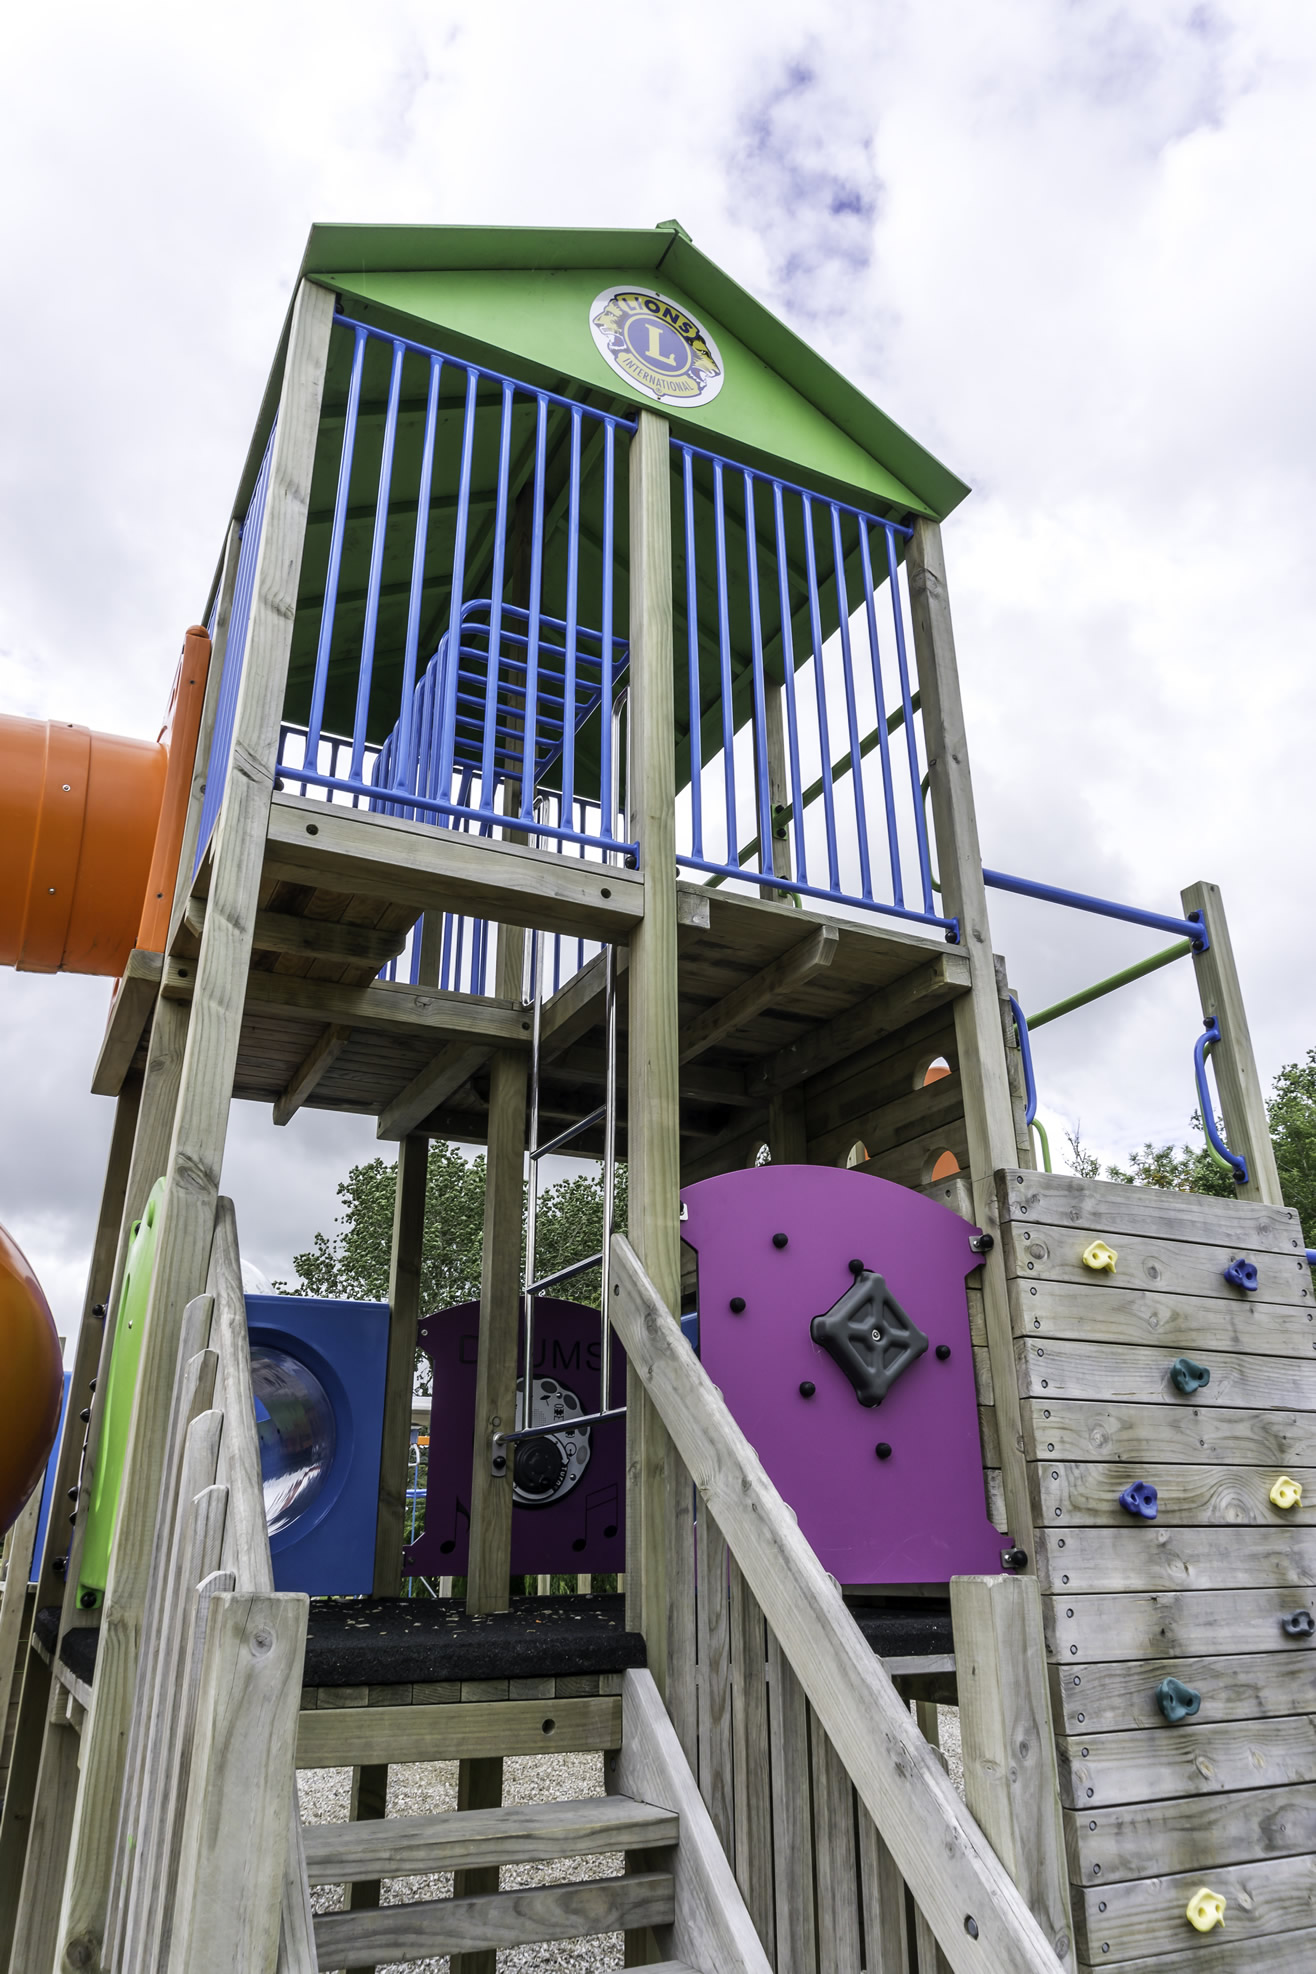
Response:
[227, 221, 968, 536]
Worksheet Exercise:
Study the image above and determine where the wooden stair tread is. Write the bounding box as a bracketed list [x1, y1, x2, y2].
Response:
[302, 1792, 678, 1882]
[311, 1867, 674, 1963]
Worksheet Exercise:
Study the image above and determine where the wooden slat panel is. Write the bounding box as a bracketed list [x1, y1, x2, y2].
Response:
[729, 1557, 775, 1962]
[312, 1870, 674, 1962]
[302, 1795, 678, 1883]
[1076, 1924, 1316, 1973]
[696, 1511, 733, 1860]
[1058, 1713, 1316, 1809]
[1032, 1461, 1316, 1528]
[1046, 1588, 1316, 1663]
[1074, 1847, 1316, 1962]
[811, 1717, 863, 1973]
[1019, 1337, 1316, 1411]
[1014, 1280, 1316, 1361]
[295, 1694, 621, 1767]
[767, 1630, 817, 1974]
[857, 1807, 912, 1974]
[1050, 1647, 1316, 1734]
[1065, 1779, 1316, 1888]
[1005, 1222, 1310, 1306]
[998, 1171, 1302, 1253]
[1038, 1525, 1316, 1595]
[1024, 1398, 1315, 1467]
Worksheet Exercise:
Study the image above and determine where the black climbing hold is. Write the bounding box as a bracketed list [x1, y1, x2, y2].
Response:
[935, 1344, 951, 1361]
[729, 1296, 746, 1314]
[875, 1442, 892, 1460]
[799, 1381, 816, 1398]
[773, 1232, 789, 1249]
[1170, 1356, 1211, 1394]
[1156, 1677, 1201, 1723]
[1282, 1610, 1315, 1638]
[1119, 1481, 1158, 1520]
[810, 1268, 928, 1407]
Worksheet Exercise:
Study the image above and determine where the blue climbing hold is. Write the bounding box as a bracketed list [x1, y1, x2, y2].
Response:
[1224, 1257, 1259, 1292]
[1156, 1677, 1201, 1723]
[1170, 1357, 1211, 1394]
[1119, 1480, 1159, 1520]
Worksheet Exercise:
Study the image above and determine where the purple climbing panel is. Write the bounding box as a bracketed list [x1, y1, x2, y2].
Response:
[682, 1165, 1003, 1583]
[408, 1297, 626, 1578]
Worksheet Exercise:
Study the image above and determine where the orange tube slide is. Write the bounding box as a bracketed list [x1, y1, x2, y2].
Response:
[0, 627, 210, 978]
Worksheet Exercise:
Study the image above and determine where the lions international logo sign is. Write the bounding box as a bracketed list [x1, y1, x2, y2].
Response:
[589, 287, 724, 407]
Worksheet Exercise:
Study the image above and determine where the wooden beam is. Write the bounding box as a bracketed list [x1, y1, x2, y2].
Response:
[166, 523, 239, 954]
[161, 954, 532, 1049]
[613, 1668, 773, 1974]
[264, 792, 645, 942]
[679, 924, 838, 1066]
[549, 1042, 752, 1110]
[625, 408, 681, 1695]
[951, 1575, 1074, 1968]
[744, 952, 970, 1100]
[295, 1695, 622, 1768]
[307, 1796, 677, 1883]
[179, 896, 407, 969]
[607, 1233, 1070, 1974]
[272, 1022, 351, 1126]
[906, 518, 1034, 1572]
[91, 949, 163, 1096]
[312, 1871, 674, 1965]
[1182, 878, 1283, 1205]
[373, 1134, 428, 1594]
[376, 1042, 493, 1141]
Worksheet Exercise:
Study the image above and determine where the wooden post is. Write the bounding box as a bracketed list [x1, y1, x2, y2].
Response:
[166, 521, 241, 951]
[0, 1074, 141, 1973]
[53, 278, 336, 1973]
[1181, 879, 1283, 1205]
[950, 1575, 1074, 1967]
[164, 1591, 308, 1974]
[995, 958, 1035, 1172]
[624, 409, 681, 1694]
[905, 518, 1032, 1566]
[373, 1135, 429, 1595]
[767, 1089, 807, 1164]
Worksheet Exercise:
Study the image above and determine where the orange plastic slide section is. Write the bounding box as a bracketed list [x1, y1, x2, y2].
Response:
[0, 625, 210, 978]
[0, 1221, 62, 1539]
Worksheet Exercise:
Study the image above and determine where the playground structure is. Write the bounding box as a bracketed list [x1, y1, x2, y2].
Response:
[0, 221, 1307, 1974]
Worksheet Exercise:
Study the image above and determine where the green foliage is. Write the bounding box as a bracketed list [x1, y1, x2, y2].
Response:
[1105, 1133, 1234, 1198]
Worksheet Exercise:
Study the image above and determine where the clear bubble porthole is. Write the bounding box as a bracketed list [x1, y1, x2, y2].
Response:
[250, 1346, 337, 1536]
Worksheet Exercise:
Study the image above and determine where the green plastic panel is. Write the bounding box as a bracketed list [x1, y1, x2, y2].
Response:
[77, 1175, 165, 1606]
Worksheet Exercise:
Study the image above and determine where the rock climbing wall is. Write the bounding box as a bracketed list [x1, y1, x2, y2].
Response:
[997, 1169, 1316, 1971]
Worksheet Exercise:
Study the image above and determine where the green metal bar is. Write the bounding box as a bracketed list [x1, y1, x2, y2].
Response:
[1031, 1117, 1053, 1173]
[1025, 939, 1194, 1031]
[707, 690, 920, 885]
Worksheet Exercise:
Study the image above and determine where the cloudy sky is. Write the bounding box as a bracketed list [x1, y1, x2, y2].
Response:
[3, 0, 1314, 1333]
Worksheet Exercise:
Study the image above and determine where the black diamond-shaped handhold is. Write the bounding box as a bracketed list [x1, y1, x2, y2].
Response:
[809, 1269, 928, 1407]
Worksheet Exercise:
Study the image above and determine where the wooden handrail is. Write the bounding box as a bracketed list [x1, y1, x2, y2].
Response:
[608, 1232, 1070, 1974]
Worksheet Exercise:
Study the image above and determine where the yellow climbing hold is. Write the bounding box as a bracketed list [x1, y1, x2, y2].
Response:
[1082, 1241, 1118, 1273]
[1271, 1476, 1304, 1510]
[1186, 1889, 1226, 1933]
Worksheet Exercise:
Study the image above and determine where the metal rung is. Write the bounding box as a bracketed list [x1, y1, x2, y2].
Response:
[527, 1252, 603, 1295]
[530, 1106, 606, 1161]
[501, 1404, 626, 1446]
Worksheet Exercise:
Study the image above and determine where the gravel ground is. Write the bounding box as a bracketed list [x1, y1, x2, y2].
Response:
[298, 1705, 965, 1973]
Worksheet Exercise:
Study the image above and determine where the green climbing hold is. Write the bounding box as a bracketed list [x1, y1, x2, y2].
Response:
[1170, 1357, 1211, 1395]
[1156, 1677, 1201, 1723]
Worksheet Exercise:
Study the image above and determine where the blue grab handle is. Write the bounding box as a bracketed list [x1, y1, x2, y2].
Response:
[1194, 1017, 1250, 1184]
[1009, 995, 1038, 1128]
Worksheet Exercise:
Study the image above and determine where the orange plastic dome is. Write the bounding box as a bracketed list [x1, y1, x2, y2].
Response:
[0, 1223, 63, 1538]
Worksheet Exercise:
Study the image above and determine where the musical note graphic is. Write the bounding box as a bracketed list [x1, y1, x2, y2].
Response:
[571, 1483, 620, 1553]
[437, 1494, 470, 1556]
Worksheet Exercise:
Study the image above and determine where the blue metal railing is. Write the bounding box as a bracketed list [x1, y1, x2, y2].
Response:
[672, 442, 952, 936]
[290, 315, 636, 857]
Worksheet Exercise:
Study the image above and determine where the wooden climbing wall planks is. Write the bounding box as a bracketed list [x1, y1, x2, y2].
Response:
[995, 1167, 1316, 1972]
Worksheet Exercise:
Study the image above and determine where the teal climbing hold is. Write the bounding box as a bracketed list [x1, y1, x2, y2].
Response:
[1156, 1677, 1201, 1723]
[1170, 1357, 1211, 1394]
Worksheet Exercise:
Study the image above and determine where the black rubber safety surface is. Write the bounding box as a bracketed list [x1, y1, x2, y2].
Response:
[36, 1592, 951, 1691]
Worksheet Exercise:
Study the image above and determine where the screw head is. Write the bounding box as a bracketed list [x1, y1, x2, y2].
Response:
[935, 1344, 951, 1360]
[773, 1232, 789, 1249]
[799, 1381, 816, 1398]
[729, 1296, 746, 1313]
[875, 1442, 892, 1460]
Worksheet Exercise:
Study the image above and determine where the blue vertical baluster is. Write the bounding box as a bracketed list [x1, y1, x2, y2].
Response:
[306, 325, 366, 770]
[350, 338, 404, 782]
[599, 421, 616, 845]
[829, 504, 873, 901]
[772, 482, 808, 884]
[196, 429, 275, 865]
[742, 473, 775, 881]
[712, 459, 739, 866]
[481, 383, 514, 814]
[682, 447, 704, 861]
[884, 526, 934, 914]
[560, 407, 583, 820]
[802, 495, 840, 891]
[857, 524, 903, 907]
[437, 369, 480, 810]
[393, 353, 444, 799]
[518, 396, 549, 823]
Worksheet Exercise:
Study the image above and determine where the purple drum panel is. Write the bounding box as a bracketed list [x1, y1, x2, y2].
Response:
[408, 1296, 626, 1578]
[682, 1165, 1004, 1584]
